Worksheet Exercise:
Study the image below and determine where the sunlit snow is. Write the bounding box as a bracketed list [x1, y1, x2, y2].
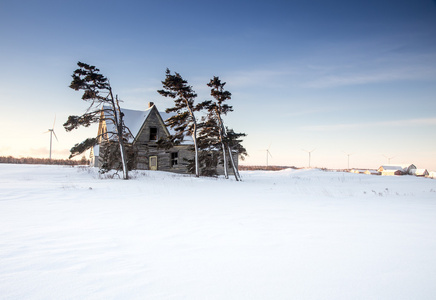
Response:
[1, 165, 435, 299]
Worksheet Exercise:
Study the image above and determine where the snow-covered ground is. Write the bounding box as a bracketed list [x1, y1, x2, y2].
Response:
[1, 164, 435, 300]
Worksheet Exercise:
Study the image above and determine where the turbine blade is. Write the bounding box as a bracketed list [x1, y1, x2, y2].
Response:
[52, 130, 59, 142]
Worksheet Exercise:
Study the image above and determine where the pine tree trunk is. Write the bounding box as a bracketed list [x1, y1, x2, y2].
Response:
[186, 102, 200, 177]
[117, 114, 128, 180]
[192, 121, 200, 177]
[221, 142, 229, 179]
[220, 118, 240, 181]
[111, 92, 129, 180]
[227, 145, 241, 181]
[118, 128, 128, 180]
[215, 112, 229, 179]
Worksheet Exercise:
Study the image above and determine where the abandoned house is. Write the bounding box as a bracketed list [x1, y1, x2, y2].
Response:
[90, 102, 237, 175]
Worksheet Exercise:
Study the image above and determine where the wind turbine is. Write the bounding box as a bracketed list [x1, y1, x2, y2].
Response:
[263, 144, 273, 167]
[44, 116, 58, 160]
[383, 154, 395, 164]
[344, 152, 354, 170]
[302, 148, 316, 168]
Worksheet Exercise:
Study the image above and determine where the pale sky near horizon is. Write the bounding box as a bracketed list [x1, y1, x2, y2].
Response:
[1, 0, 436, 170]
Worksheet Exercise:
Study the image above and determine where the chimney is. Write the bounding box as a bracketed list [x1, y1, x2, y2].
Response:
[148, 102, 154, 108]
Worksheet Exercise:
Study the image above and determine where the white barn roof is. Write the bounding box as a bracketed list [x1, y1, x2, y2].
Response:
[378, 164, 417, 174]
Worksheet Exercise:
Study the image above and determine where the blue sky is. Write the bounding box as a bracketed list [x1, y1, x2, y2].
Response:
[1, 0, 436, 170]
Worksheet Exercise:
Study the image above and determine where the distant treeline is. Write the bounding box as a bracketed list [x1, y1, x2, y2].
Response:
[0, 156, 89, 166]
[239, 165, 296, 171]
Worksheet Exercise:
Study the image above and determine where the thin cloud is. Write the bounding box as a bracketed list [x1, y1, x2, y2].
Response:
[303, 66, 436, 88]
[122, 86, 159, 94]
[300, 48, 436, 89]
[284, 107, 339, 117]
[302, 118, 436, 131]
[223, 69, 296, 88]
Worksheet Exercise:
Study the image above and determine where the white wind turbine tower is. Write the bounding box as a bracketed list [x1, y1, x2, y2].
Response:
[344, 152, 354, 170]
[263, 144, 273, 167]
[44, 116, 58, 160]
[302, 148, 316, 168]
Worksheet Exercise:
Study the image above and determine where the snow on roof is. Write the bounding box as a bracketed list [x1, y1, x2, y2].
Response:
[379, 164, 416, 172]
[380, 165, 404, 170]
[122, 107, 153, 141]
[103, 105, 193, 144]
[103, 106, 152, 142]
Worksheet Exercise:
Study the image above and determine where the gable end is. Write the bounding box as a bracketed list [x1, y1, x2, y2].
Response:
[133, 105, 170, 145]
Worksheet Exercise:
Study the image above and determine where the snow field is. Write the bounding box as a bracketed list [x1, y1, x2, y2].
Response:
[0, 165, 435, 299]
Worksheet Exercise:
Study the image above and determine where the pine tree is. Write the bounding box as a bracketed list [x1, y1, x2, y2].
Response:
[157, 69, 204, 177]
[190, 117, 221, 177]
[64, 62, 131, 179]
[203, 76, 246, 181]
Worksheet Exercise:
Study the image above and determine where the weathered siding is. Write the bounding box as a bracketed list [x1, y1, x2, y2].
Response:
[135, 144, 193, 174]
[133, 108, 194, 174]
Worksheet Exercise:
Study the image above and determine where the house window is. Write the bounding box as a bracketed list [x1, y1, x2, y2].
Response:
[171, 152, 178, 167]
[150, 127, 158, 141]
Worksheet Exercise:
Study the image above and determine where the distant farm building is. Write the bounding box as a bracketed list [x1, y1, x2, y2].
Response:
[410, 169, 429, 177]
[364, 170, 380, 175]
[349, 164, 433, 178]
[380, 169, 403, 176]
[349, 169, 380, 175]
[377, 164, 417, 176]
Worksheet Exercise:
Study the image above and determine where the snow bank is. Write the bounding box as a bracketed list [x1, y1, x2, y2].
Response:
[1, 165, 435, 299]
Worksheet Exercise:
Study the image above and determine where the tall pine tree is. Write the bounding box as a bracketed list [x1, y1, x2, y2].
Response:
[157, 69, 204, 177]
[65, 62, 131, 179]
[193, 116, 221, 177]
[203, 76, 246, 181]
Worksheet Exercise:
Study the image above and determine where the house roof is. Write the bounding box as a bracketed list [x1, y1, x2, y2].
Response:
[123, 107, 154, 141]
[103, 105, 193, 144]
[102, 106, 152, 143]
